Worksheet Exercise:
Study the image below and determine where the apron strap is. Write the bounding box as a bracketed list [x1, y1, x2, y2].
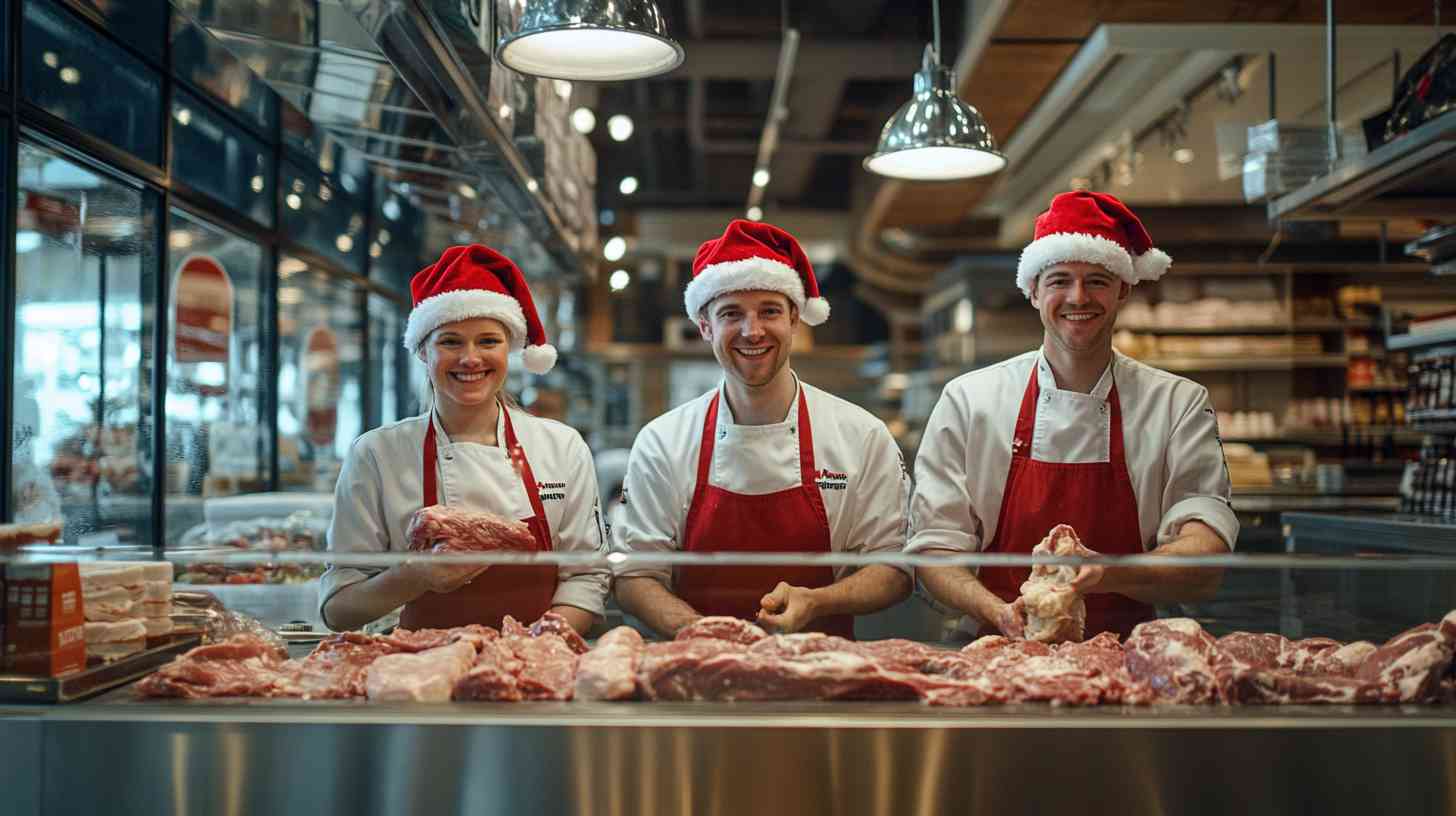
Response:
[688, 392, 722, 517]
[501, 405, 553, 547]
[1106, 384, 1128, 471]
[1012, 366, 1040, 460]
[794, 388, 828, 527]
[422, 418, 439, 507]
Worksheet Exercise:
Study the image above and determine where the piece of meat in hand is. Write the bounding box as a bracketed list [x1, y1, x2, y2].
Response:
[406, 505, 535, 553]
[1018, 524, 1087, 644]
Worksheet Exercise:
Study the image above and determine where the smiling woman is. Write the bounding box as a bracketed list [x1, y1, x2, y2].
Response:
[319, 244, 610, 636]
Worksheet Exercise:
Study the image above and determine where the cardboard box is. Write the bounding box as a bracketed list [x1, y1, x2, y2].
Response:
[3, 563, 86, 676]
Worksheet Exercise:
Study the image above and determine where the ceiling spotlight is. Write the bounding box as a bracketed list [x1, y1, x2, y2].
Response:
[286, 193, 303, 210]
[458, 184, 478, 199]
[619, 176, 639, 195]
[609, 269, 631, 291]
[382, 197, 402, 221]
[1173, 147, 1195, 165]
[174, 107, 192, 126]
[59, 67, 81, 85]
[250, 175, 265, 193]
[496, 0, 684, 81]
[554, 80, 573, 100]
[603, 236, 627, 261]
[746, 206, 763, 221]
[608, 114, 634, 142]
[526, 179, 540, 193]
[571, 107, 597, 134]
[499, 104, 513, 120]
[752, 168, 771, 188]
[335, 234, 354, 253]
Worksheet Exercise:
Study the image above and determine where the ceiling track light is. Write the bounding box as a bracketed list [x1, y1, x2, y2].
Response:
[494, 0, 685, 81]
[863, 0, 1005, 181]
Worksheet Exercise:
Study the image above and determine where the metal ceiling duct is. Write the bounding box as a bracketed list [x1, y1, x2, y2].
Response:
[169, 0, 584, 278]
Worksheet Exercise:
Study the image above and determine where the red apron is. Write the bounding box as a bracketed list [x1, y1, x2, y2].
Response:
[675, 389, 854, 639]
[399, 405, 558, 630]
[978, 366, 1154, 639]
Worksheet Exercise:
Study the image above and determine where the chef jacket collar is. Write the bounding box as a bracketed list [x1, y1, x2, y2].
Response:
[429, 399, 507, 446]
[716, 371, 802, 430]
[1034, 347, 1115, 401]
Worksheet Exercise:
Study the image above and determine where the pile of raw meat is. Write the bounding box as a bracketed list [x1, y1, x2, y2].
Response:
[136, 611, 1456, 706]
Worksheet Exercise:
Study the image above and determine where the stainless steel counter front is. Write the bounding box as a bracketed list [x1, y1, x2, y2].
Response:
[4, 697, 1455, 815]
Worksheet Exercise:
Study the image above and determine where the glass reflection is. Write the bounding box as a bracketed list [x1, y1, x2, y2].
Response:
[164, 210, 270, 546]
[13, 140, 155, 545]
[276, 260, 363, 491]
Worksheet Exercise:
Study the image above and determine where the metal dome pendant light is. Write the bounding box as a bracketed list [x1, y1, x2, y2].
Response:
[864, 0, 1006, 180]
[496, 0, 685, 81]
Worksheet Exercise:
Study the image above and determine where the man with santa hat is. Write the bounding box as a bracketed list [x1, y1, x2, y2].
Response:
[612, 219, 912, 638]
[909, 191, 1238, 640]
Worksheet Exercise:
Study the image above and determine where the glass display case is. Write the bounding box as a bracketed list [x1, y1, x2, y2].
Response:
[12, 139, 157, 546]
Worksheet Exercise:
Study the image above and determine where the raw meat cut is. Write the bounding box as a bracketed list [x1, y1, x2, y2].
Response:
[135, 635, 290, 698]
[1019, 524, 1086, 644]
[636, 638, 752, 701]
[453, 613, 582, 701]
[453, 638, 527, 701]
[1353, 611, 1456, 702]
[575, 626, 644, 701]
[531, 612, 589, 655]
[1311, 641, 1377, 676]
[366, 641, 478, 702]
[675, 616, 768, 645]
[406, 505, 534, 553]
[0, 520, 61, 549]
[641, 648, 926, 702]
[1123, 618, 1221, 703]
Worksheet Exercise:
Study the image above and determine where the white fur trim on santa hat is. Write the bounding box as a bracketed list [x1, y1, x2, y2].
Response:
[801, 296, 830, 325]
[1015, 232, 1136, 298]
[1133, 247, 1172, 281]
[402, 289, 528, 352]
[522, 343, 558, 374]
[684, 256, 824, 325]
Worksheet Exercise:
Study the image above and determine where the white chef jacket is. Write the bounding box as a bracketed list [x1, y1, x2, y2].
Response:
[613, 376, 911, 585]
[908, 349, 1238, 557]
[318, 408, 611, 626]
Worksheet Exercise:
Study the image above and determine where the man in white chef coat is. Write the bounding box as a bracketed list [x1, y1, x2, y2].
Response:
[910, 191, 1238, 639]
[613, 219, 912, 638]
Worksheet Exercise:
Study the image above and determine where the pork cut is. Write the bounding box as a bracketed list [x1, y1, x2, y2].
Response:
[675, 616, 768, 645]
[366, 640, 478, 702]
[452, 614, 581, 701]
[575, 626, 645, 701]
[406, 505, 535, 553]
[1019, 524, 1087, 644]
[135, 635, 291, 698]
[531, 612, 589, 655]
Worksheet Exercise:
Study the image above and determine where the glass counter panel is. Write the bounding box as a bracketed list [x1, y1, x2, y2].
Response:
[170, 88, 275, 228]
[276, 259, 363, 492]
[367, 292, 406, 426]
[13, 139, 156, 545]
[163, 209, 270, 548]
[21, 0, 162, 165]
[169, 11, 278, 135]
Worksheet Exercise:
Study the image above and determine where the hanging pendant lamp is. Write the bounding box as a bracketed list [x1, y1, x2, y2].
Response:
[497, 0, 685, 81]
[864, 0, 1005, 181]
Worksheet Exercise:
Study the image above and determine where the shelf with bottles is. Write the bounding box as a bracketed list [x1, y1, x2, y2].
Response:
[1399, 436, 1456, 518]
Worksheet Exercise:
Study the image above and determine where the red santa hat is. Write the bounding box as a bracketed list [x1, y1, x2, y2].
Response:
[403, 244, 558, 374]
[1015, 191, 1172, 298]
[684, 219, 829, 325]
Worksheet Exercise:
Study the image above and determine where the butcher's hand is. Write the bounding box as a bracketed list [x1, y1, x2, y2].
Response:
[403, 555, 488, 595]
[988, 597, 1026, 639]
[1068, 541, 1108, 594]
[757, 582, 819, 634]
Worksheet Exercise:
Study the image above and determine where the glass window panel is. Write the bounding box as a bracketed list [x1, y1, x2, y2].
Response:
[281, 156, 368, 274]
[14, 139, 156, 545]
[21, 0, 163, 165]
[169, 13, 278, 135]
[171, 88, 275, 227]
[369, 178, 427, 291]
[276, 259, 363, 491]
[72, 0, 167, 62]
[367, 293, 406, 426]
[163, 209, 270, 546]
[1, 0, 10, 91]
